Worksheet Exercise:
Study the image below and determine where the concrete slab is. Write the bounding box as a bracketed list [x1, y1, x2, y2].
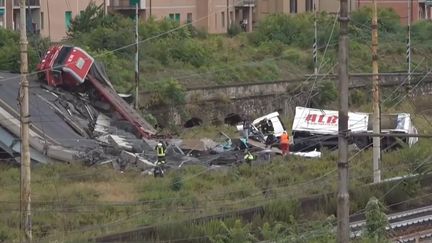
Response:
[0, 72, 99, 150]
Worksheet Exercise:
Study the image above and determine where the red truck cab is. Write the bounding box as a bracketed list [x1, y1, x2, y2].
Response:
[37, 45, 94, 88]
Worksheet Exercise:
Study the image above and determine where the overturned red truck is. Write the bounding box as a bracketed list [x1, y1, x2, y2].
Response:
[37, 45, 156, 138]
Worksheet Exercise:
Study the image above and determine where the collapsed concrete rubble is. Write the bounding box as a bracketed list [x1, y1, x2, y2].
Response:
[0, 44, 284, 172]
[0, 71, 280, 173]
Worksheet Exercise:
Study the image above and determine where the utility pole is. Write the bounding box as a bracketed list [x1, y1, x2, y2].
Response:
[19, 0, 32, 241]
[337, 0, 350, 242]
[372, 0, 381, 183]
[313, 0, 318, 75]
[407, 0, 412, 91]
[134, 2, 139, 111]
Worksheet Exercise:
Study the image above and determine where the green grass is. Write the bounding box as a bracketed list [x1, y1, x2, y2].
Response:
[1, 113, 432, 241]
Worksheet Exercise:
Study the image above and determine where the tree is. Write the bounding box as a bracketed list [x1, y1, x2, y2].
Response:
[67, 1, 104, 38]
[365, 197, 389, 241]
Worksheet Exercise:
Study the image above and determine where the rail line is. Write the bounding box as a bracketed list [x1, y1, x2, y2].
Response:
[350, 204, 432, 242]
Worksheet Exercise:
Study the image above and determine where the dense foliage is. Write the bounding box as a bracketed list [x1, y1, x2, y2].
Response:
[365, 197, 389, 241]
[2, 6, 432, 95]
[0, 29, 46, 72]
[2, 5, 432, 242]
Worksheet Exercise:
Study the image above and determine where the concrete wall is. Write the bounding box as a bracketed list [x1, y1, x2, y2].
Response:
[319, 0, 357, 13]
[139, 0, 237, 34]
[149, 0, 197, 25]
[144, 73, 432, 126]
[256, 0, 289, 20]
[0, 2, 5, 28]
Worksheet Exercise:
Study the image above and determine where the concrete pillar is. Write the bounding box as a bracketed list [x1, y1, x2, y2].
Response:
[5, 0, 13, 29]
[247, 6, 252, 32]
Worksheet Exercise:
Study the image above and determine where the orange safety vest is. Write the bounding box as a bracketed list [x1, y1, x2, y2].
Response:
[280, 133, 289, 144]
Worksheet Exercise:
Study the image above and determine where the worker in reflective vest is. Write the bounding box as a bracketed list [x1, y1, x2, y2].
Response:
[244, 150, 254, 166]
[155, 142, 166, 165]
[280, 131, 289, 156]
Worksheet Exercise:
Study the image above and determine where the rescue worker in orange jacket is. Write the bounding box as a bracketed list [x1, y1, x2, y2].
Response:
[280, 131, 289, 156]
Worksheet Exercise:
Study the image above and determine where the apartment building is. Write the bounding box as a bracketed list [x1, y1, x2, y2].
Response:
[0, 0, 103, 41]
[0, 0, 5, 28]
[2, 0, 431, 42]
[1, 0, 42, 32]
[257, 0, 432, 23]
[357, 0, 432, 23]
[40, 0, 104, 41]
[108, 0, 255, 33]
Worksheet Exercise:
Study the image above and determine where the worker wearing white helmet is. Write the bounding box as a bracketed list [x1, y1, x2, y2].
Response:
[155, 141, 166, 165]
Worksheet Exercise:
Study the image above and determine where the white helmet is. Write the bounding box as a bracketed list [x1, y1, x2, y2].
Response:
[157, 143, 162, 146]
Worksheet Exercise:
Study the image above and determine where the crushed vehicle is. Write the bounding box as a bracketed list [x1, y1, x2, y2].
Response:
[37, 45, 156, 138]
[236, 112, 321, 158]
[236, 112, 285, 143]
[292, 106, 418, 151]
[0, 45, 166, 167]
[236, 107, 418, 157]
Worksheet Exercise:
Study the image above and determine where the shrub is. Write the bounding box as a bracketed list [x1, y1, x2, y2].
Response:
[149, 78, 186, 106]
[170, 39, 211, 67]
[350, 7, 402, 39]
[350, 88, 368, 106]
[251, 12, 338, 49]
[310, 80, 337, 107]
[68, 3, 134, 53]
[412, 20, 432, 49]
[365, 197, 389, 241]
[0, 28, 40, 72]
[227, 23, 242, 37]
[170, 174, 183, 191]
[139, 17, 191, 40]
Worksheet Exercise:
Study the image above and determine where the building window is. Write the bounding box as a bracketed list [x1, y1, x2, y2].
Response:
[65, 11, 72, 30]
[40, 12, 44, 29]
[187, 13, 192, 23]
[169, 13, 180, 22]
[129, 0, 139, 7]
[290, 0, 297, 13]
[305, 0, 313, 12]
[222, 11, 225, 27]
[0, 9, 4, 28]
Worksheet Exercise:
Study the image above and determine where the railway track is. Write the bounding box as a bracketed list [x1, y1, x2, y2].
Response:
[350, 205, 432, 242]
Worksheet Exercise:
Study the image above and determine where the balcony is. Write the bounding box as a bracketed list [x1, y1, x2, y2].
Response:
[109, 0, 146, 10]
[0, 0, 4, 8]
[13, 0, 40, 8]
[235, 0, 256, 7]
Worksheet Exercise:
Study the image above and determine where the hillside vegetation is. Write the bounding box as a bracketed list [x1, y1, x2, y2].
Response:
[2, 5, 432, 242]
[1, 4, 432, 93]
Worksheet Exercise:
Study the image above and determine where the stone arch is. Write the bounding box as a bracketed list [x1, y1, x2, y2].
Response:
[224, 113, 243, 126]
[183, 117, 203, 128]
